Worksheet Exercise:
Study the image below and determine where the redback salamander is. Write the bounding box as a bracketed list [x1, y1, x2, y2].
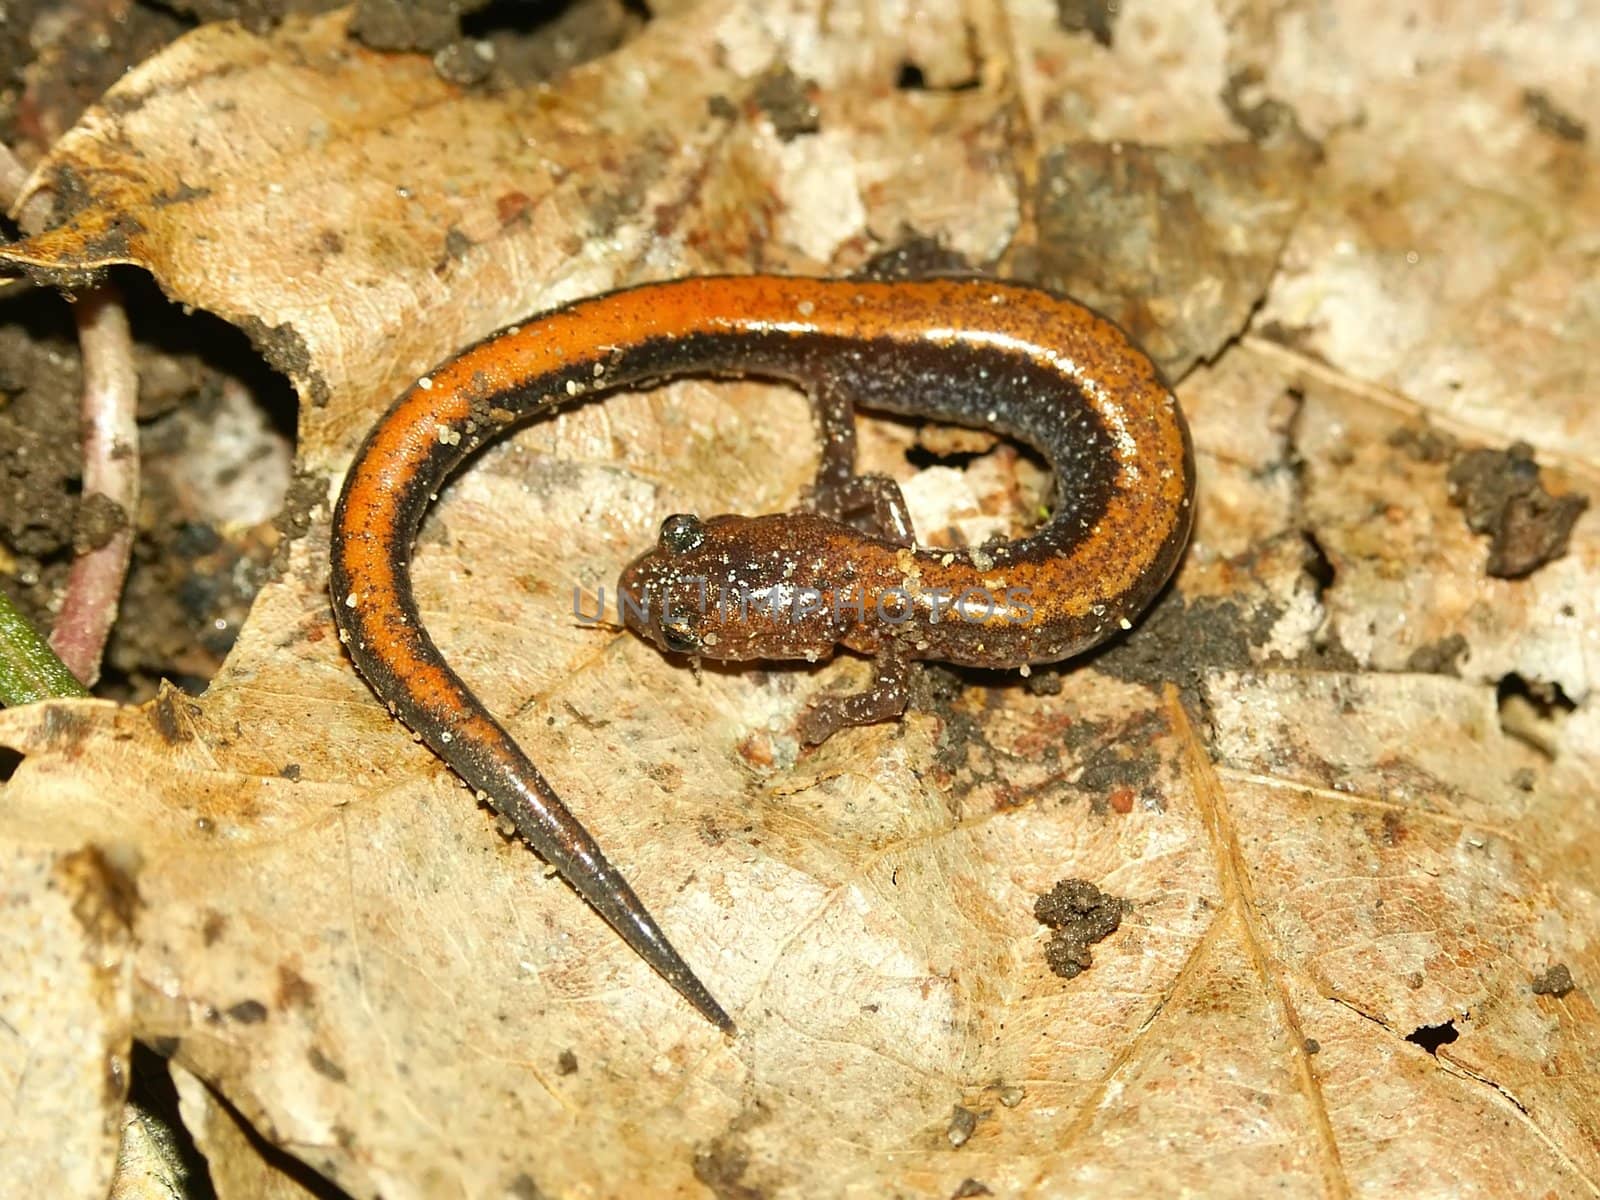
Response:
[330, 275, 1194, 1033]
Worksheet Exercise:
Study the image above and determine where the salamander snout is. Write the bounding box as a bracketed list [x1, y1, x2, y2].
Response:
[618, 511, 854, 662]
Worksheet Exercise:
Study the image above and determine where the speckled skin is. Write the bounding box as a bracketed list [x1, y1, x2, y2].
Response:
[330, 276, 1195, 1032]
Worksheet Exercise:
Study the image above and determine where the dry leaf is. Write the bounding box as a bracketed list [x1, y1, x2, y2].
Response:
[172, 1062, 327, 1199]
[1, 2, 1597, 1197]
[0, 842, 133, 1199]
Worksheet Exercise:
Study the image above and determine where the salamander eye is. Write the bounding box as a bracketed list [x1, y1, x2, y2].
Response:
[659, 513, 706, 555]
[660, 615, 701, 654]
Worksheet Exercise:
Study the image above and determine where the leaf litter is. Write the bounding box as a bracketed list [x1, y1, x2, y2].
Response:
[0, 1, 1597, 1196]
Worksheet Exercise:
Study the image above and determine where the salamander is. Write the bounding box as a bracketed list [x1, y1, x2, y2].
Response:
[329, 274, 1195, 1034]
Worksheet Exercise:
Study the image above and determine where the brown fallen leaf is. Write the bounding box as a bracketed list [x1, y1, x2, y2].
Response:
[0, 842, 133, 1200]
[1, 2, 1598, 1198]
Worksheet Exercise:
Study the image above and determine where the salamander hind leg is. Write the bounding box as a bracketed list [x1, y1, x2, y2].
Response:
[798, 644, 913, 745]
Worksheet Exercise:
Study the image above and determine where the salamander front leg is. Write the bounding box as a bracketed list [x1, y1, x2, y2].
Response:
[816, 475, 915, 547]
[806, 379, 915, 548]
[798, 643, 912, 745]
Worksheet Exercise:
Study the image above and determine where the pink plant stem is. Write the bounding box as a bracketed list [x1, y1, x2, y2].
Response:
[0, 139, 142, 688]
[0, 144, 28, 213]
[47, 287, 138, 686]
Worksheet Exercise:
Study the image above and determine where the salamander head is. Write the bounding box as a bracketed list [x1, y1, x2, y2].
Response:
[618, 512, 855, 661]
